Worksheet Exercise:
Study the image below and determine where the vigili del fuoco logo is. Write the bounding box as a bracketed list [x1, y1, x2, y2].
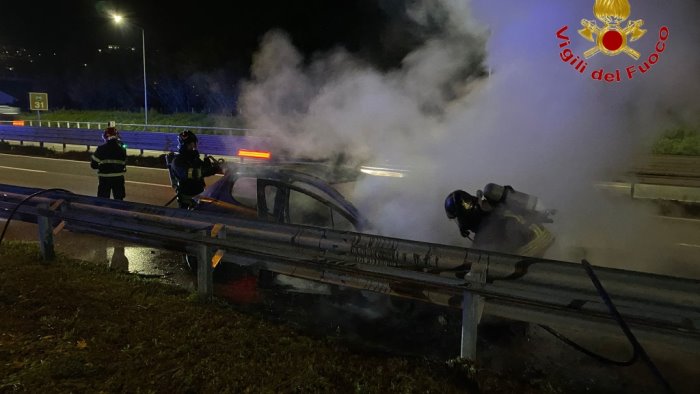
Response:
[556, 0, 669, 82]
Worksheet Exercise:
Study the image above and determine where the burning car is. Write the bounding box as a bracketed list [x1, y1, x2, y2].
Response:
[182, 154, 373, 291]
[193, 157, 370, 232]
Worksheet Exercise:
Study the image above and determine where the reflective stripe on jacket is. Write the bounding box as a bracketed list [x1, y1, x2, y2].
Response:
[502, 211, 555, 258]
[90, 139, 127, 176]
[170, 151, 216, 196]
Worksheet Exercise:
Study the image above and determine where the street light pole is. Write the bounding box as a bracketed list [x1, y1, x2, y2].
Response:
[111, 13, 148, 127]
[140, 26, 148, 126]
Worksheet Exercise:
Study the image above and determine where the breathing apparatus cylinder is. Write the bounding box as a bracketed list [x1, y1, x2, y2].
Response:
[482, 183, 538, 213]
[164, 152, 179, 191]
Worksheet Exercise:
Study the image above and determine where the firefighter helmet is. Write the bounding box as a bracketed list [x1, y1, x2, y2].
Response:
[177, 130, 198, 151]
[445, 189, 483, 237]
[103, 127, 120, 141]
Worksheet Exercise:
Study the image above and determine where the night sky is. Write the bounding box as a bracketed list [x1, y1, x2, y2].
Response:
[1, 0, 422, 74]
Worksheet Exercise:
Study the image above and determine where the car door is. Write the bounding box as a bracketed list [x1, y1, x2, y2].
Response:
[257, 179, 357, 231]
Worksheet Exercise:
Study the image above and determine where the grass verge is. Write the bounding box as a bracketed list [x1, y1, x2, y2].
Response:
[0, 241, 555, 393]
[652, 128, 700, 156]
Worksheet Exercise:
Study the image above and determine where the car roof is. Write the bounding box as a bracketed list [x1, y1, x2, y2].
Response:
[226, 160, 359, 183]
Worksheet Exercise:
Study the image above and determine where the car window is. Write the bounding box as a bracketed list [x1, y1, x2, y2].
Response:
[289, 189, 332, 228]
[331, 210, 355, 231]
[288, 189, 357, 230]
[291, 181, 333, 202]
[231, 177, 258, 209]
[264, 184, 280, 216]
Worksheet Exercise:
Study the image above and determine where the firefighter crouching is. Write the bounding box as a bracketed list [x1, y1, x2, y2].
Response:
[90, 127, 127, 200]
[444, 183, 555, 258]
[167, 130, 221, 209]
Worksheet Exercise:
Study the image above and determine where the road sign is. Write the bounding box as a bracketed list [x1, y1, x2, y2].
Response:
[29, 92, 48, 111]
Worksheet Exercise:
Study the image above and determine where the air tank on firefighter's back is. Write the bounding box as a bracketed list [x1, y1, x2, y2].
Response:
[482, 183, 538, 212]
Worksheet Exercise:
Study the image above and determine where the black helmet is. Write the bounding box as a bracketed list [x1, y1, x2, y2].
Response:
[177, 130, 198, 151]
[445, 190, 483, 237]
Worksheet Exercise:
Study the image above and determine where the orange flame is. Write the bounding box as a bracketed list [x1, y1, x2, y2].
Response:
[237, 149, 271, 159]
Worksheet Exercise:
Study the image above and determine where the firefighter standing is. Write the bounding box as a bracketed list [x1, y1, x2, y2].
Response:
[90, 127, 127, 200]
[444, 183, 555, 258]
[168, 130, 220, 209]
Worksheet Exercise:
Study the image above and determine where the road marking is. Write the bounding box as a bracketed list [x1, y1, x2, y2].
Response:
[677, 243, 700, 249]
[595, 182, 632, 190]
[0, 165, 47, 173]
[0, 153, 169, 171]
[125, 175, 221, 187]
[126, 180, 172, 188]
[656, 216, 700, 224]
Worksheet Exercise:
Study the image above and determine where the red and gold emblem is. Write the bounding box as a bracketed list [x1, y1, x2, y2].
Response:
[578, 0, 646, 59]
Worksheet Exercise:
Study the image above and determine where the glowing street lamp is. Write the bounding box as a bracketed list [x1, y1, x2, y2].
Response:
[111, 13, 148, 126]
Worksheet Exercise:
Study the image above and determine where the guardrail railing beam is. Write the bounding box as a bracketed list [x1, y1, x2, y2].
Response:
[0, 125, 270, 157]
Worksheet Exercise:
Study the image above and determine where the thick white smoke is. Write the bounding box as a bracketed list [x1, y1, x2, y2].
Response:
[239, 0, 700, 272]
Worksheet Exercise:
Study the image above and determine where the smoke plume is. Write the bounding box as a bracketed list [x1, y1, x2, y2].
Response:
[239, 0, 700, 273]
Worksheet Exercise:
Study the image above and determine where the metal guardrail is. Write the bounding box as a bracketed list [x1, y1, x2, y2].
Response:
[2, 123, 698, 173]
[0, 124, 270, 156]
[631, 155, 700, 188]
[0, 119, 254, 135]
[0, 183, 698, 359]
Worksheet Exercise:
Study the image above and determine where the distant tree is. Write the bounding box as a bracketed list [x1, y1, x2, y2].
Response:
[151, 76, 192, 113]
[190, 70, 240, 114]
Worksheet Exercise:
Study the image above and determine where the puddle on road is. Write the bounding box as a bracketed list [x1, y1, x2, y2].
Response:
[63, 240, 195, 289]
[1, 221, 195, 288]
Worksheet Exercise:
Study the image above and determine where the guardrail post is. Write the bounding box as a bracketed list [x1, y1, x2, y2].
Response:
[460, 291, 479, 360]
[197, 230, 213, 301]
[460, 261, 486, 360]
[37, 203, 55, 262]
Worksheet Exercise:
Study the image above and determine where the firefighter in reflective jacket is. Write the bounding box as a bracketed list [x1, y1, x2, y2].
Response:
[168, 130, 220, 209]
[90, 127, 127, 200]
[444, 183, 555, 258]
